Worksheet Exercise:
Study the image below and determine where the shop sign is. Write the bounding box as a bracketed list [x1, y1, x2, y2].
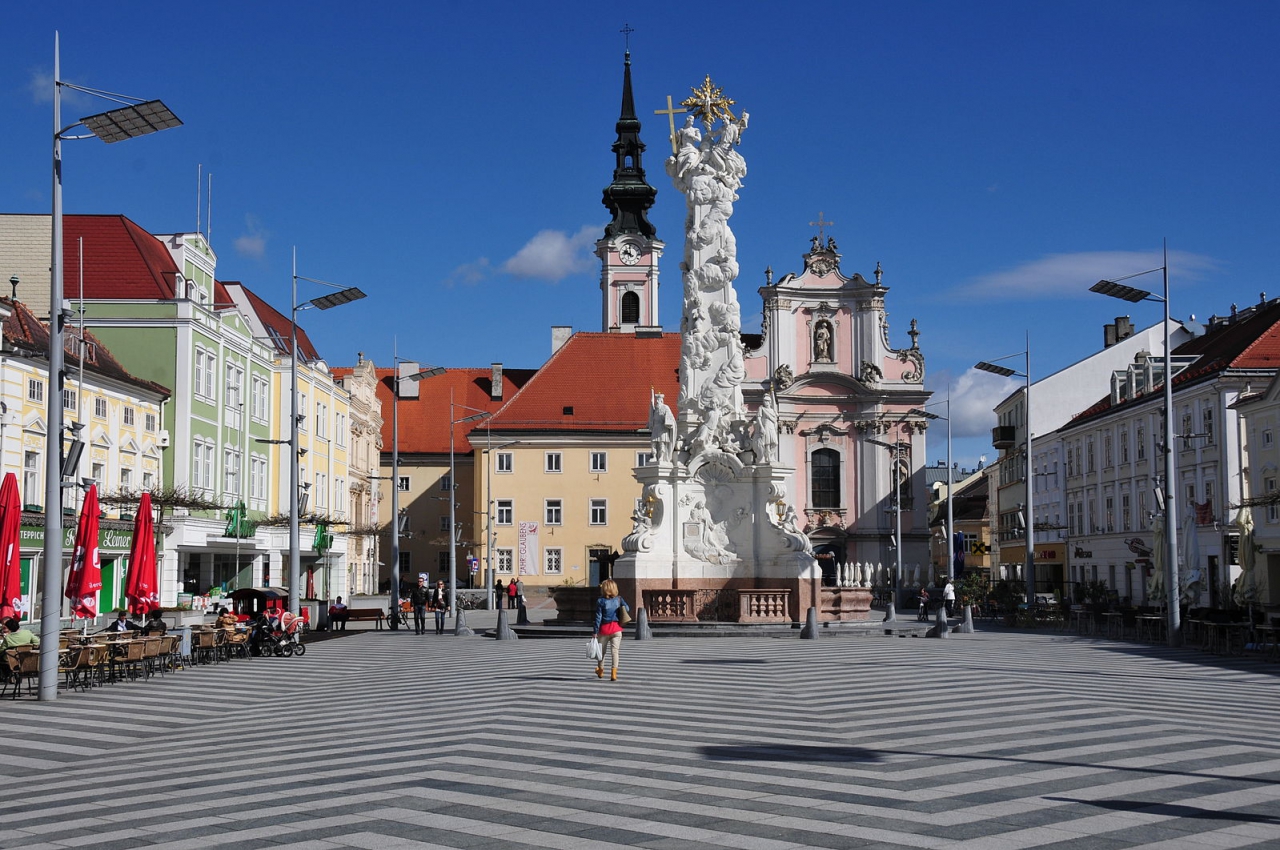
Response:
[18, 524, 133, 551]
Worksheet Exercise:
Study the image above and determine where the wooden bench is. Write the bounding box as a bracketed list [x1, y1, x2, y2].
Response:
[340, 608, 386, 629]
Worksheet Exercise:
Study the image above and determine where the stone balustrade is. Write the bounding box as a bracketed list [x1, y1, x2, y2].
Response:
[738, 589, 792, 623]
[642, 589, 700, 622]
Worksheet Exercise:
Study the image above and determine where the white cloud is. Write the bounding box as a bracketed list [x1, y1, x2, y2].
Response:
[953, 250, 1218, 301]
[30, 70, 90, 109]
[444, 257, 492, 288]
[233, 214, 269, 260]
[501, 225, 599, 282]
[950, 367, 1020, 439]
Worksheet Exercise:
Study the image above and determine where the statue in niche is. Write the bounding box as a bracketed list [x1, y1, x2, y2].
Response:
[648, 391, 676, 463]
[814, 320, 833, 362]
[751, 394, 779, 464]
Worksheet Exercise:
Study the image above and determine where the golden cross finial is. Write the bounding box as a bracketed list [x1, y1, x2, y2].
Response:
[681, 75, 736, 128]
[654, 95, 687, 155]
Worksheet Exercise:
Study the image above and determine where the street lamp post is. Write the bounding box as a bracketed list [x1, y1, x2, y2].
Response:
[289, 251, 366, 615]
[449, 391, 489, 618]
[1090, 243, 1181, 647]
[41, 34, 181, 700]
[389, 353, 445, 622]
[911, 387, 955, 580]
[867, 437, 903, 603]
[976, 337, 1033, 607]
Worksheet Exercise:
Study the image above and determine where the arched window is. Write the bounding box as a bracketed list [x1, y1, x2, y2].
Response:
[811, 448, 841, 508]
[621, 291, 640, 324]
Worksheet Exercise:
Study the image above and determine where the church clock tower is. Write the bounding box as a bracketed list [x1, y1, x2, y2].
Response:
[596, 51, 663, 333]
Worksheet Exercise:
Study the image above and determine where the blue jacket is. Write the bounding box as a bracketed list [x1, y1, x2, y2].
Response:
[594, 596, 629, 632]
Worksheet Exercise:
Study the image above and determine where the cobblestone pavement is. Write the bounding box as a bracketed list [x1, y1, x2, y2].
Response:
[2, 629, 1279, 849]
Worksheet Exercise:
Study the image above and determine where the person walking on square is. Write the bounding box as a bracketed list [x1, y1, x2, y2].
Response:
[943, 579, 956, 617]
[507, 578, 519, 609]
[593, 578, 630, 682]
[409, 576, 430, 635]
[495, 579, 505, 607]
[429, 579, 450, 635]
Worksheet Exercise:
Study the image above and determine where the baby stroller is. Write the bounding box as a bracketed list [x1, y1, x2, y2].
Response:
[275, 612, 307, 657]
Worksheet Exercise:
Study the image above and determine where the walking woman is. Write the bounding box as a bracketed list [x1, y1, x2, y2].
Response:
[593, 578, 630, 681]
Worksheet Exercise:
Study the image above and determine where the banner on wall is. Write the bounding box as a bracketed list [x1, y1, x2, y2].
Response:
[518, 522, 539, 575]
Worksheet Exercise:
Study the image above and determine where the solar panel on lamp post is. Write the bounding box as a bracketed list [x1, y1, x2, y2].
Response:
[290, 252, 366, 616]
[976, 336, 1034, 611]
[41, 33, 182, 701]
[1090, 243, 1180, 647]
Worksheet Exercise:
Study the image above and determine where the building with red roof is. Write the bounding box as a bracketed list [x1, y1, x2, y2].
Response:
[1053, 297, 1280, 610]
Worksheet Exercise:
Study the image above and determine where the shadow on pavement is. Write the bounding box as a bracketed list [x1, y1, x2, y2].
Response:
[700, 744, 884, 763]
[1047, 797, 1280, 825]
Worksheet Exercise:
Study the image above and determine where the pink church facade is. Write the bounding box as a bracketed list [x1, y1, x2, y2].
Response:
[744, 239, 933, 587]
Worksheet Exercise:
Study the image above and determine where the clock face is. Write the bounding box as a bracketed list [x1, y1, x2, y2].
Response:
[619, 243, 641, 265]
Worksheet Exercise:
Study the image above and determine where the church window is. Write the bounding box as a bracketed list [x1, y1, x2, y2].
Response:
[811, 448, 840, 509]
[620, 291, 640, 324]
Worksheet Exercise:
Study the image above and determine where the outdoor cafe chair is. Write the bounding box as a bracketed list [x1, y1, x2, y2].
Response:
[140, 638, 163, 678]
[192, 630, 217, 666]
[2, 646, 39, 699]
[111, 640, 146, 682]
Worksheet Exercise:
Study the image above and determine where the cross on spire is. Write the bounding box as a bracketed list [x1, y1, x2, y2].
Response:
[620, 22, 634, 51]
[809, 211, 834, 244]
[654, 95, 687, 155]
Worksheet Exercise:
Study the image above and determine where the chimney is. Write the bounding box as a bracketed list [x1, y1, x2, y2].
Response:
[1115, 316, 1134, 341]
[490, 362, 503, 401]
[1103, 322, 1117, 348]
[551, 326, 573, 355]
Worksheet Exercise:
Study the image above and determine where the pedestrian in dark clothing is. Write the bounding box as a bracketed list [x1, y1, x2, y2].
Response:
[409, 576, 430, 635]
[429, 580, 450, 634]
[495, 579, 505, 607]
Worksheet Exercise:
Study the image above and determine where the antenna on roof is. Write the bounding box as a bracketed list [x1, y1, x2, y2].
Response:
[207, 172, 213, 248]
[196, 163, 202, 237]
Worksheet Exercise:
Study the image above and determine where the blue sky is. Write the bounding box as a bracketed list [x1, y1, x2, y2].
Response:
[4, 1, 1278, 468]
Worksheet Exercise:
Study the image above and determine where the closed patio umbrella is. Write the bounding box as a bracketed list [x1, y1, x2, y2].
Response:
[64, 484, 102, 620]
[0, 473, 23, 620]
[124, 492, 158, 615]
[1232, 506, 1263, 606]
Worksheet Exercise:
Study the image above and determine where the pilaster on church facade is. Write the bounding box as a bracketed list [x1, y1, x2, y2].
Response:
[746, 238, 932, 586]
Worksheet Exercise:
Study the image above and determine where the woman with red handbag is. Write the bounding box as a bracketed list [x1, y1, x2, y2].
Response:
[593, 579, 631, 681]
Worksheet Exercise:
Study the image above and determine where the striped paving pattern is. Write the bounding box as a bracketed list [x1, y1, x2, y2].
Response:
[2, 631, 1279, 849]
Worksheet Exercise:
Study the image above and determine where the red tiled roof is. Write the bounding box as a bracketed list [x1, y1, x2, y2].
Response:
[331, 366, 537, 454]
[64, 215, 180, 299]
[227, 282, 320, 361]
[2, 298, 170, 398]
[1067, 299, 1280, 427]
[487, 332, 681, 432]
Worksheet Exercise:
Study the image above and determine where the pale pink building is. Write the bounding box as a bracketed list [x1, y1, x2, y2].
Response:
[744, 241, 932, 585]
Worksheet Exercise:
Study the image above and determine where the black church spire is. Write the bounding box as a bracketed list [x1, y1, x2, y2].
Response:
[602, 52, 657, 238]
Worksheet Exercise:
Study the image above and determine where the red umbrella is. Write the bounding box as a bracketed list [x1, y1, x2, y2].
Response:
[0, 472, 23, 621]
[124, 492, 158, 616]
[64, 484, 102, 619]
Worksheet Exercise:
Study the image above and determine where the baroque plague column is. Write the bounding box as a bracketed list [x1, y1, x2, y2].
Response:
[614, 79, 822, 623]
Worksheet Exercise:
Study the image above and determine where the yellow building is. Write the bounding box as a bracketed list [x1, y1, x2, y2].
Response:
[482, 332, 680, 590]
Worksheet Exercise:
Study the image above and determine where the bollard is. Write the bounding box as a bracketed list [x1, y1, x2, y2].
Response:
[953, 604, 975, 634]
[453, 609, 475, 637]
[800, 606, 819, 639]
[929, 603, 950, 638]
[634, 606, 652, 640]
[495, 607, 518, 640]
